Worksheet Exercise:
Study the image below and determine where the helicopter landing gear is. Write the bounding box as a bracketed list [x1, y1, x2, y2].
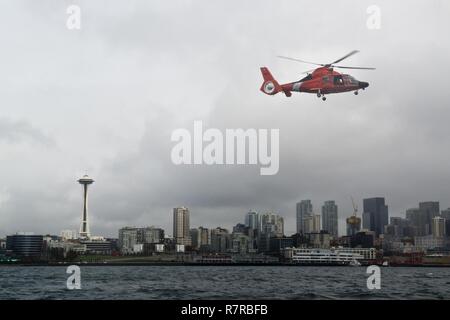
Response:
[317, 91, 326, 100]
[354, 91, 359, 95]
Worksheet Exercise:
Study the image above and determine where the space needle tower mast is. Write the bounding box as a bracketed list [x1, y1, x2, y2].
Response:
[78, 174, 94, 239]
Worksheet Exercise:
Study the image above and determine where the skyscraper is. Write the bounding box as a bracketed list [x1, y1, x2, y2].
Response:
[258, 212, 284, 253]
[346, 215, 361, 236]
[432, 216, 446, 238]
[362, 197, 388, 237]
[441, 208, 450, 235]
[190, 228, 200, 249]
[245, 210, 259, 231]
[260, 212, 284, 237]
[296, 200, 313, 234]
[419, 201, 440, 235]
[211, 227, 229, 253]
[303, 214, 321, 234]
[322, 200, 338, 238]
[173, 207, 191, 246]
[78, 175, 94, 239]
[406, 208, 427, 236]
[198, 227, 210, 247]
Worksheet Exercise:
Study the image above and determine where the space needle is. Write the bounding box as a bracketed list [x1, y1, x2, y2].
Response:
[78, 174, 94, 239]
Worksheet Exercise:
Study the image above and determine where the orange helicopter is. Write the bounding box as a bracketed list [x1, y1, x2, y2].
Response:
[260, 50, 375, 101]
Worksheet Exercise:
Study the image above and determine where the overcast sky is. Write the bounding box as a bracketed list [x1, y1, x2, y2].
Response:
[0, 0, 449, 238]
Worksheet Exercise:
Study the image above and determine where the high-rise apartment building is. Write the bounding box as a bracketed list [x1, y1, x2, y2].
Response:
[173, 207, 191, 246]
[432, 216, 446, 238]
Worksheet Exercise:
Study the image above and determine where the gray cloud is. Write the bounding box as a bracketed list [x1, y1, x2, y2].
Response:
[1, 0, 450, 238]
[0, 117, 55, 146]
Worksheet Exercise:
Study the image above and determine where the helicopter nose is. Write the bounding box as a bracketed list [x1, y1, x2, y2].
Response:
[359, 81, 369, 89]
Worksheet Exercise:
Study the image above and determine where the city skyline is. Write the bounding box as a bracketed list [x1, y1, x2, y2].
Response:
[2, 189, 450, 240]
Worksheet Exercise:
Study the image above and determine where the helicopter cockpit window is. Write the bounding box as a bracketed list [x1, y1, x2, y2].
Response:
[322, 76, 329, 83]
[334, 75, 344, 85]
[347, 76, 358, 85]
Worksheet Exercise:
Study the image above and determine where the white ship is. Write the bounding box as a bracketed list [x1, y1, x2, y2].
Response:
[289, 248, 364, 266]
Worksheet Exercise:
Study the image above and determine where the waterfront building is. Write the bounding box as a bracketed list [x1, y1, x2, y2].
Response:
[47, 240, 87, 256]
[80, 238, 112, 255]
[268, 237, 294, 254]
[142, 227, 164, 244]
[173, 207, 191, 246]
[118, 227, 139, 253]
[118, 226, 165, 254]
[414, 235, 446, 251]
[322, 201, 338, 238]
[106, 238, 119, 252]
[6, 232, 43, 258]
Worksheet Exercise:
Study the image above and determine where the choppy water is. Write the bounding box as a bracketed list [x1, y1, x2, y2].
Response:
[0, 266, 449, 299]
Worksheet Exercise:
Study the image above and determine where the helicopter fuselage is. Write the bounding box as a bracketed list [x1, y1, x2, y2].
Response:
[282, 67, 369, 95]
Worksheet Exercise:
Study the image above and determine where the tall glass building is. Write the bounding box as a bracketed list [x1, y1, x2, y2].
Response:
[362, 197, 389, 237]
[296, 200, 313, 234]
[322, 200, 338, 238]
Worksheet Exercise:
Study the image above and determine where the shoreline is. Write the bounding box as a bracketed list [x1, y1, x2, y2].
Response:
[1, 262, 450, 267]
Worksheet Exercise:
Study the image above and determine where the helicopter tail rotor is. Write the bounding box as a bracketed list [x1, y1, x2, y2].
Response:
[260, 67, 283, 96]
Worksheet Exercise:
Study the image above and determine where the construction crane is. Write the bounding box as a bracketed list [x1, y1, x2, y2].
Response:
[351, 196, 358, 217]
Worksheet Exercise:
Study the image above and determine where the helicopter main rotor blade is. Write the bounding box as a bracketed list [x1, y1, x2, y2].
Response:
[330, 50, 359, 65]
[277, 55, 325, 66]
[277, 51, 375, 70]
[333, 65, 376, 70]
